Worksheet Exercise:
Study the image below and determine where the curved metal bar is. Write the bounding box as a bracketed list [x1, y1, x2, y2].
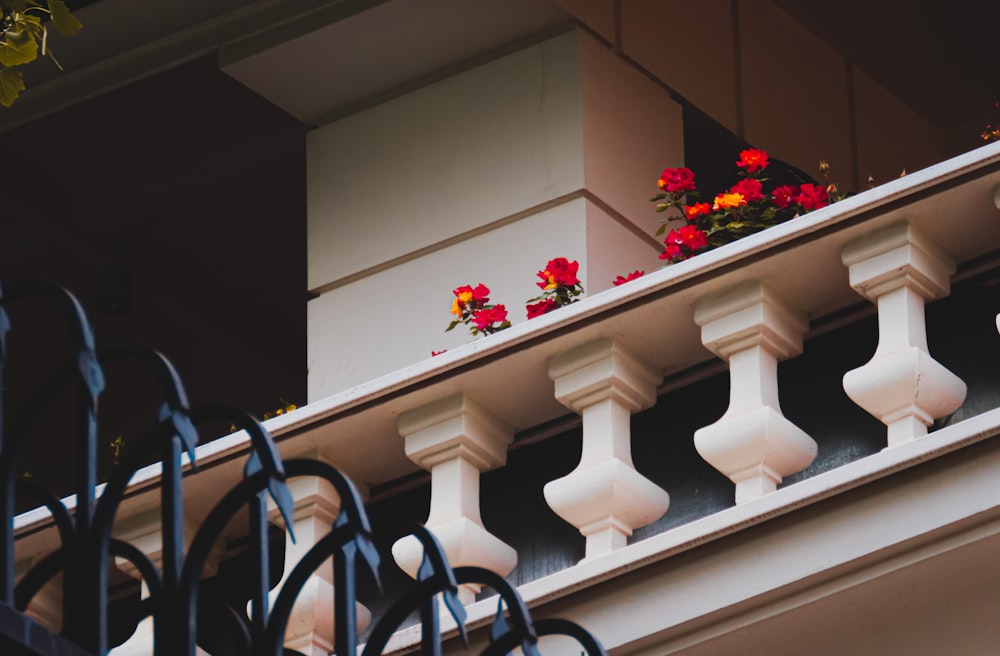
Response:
[362, 576, 456, 656]
[254, 459, 380, 656]
[92, 405, 293, 655]
[0, 281, 103, 643]
[482, 618, 607, 656]
[362, 518, 477, 656]
[3, 340, 189, 631]
[263, 525, 356, 654]
[95, 341, 197, 461]
[14, 479, 75, 555]
[191, 405, 294, 535]
[14, 549, 66, 611]
[451, 567, 535, 647]
[108, 539, 164, 608]
[176, 470, 284, 656]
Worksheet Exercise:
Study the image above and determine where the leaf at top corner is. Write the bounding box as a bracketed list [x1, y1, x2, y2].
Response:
[0, 30, 38, 67]
[0, 67, 26, 107]
[47, 0, 82, 36]
[5, 1, 29, 12]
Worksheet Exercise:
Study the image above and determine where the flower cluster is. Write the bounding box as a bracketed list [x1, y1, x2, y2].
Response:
[443, 258, 587, 342]
[981, 102, 1000, 143]
[652, 149, 839, 263]
[526, 257, 585, 318]
[446, 283, 510, 336]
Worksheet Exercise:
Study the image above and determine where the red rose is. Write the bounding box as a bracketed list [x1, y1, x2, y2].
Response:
[526, 298, 559, 319]
[772, 184, 800, 208]
[657, 167, 696, 193]
[677, 224, 708, 250]
[612, 270, 645, 286]
[736, 148, 769, 173]
[728, 178, 764, 203]
[473, 305, 508, 331]
[537, 257, 580, 290]
[796, 183, 829, 210]
[659, 241, 683, 261]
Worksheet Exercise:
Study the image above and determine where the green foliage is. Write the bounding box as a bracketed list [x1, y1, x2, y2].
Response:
[0, 0, 82, 107]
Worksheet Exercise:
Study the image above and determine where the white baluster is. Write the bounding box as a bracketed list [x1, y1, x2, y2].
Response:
[543, 338, 669, 561]
[392, 394, 516, 606]
[842, 222, 966, 448]
[266, 469, 372, 656]
[693, 280, 816, 504]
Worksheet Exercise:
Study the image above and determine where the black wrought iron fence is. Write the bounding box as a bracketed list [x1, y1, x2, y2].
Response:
[0, 280, 606, 656]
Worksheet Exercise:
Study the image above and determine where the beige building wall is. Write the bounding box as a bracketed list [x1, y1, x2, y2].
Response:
[306, 28, 678, 401]
[556, 0, 940, 189]
[306, 0, 944, 401]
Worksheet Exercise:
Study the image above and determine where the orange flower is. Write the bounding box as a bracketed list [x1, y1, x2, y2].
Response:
[684, 202, 711, 219]
[712, 192, 746, 210]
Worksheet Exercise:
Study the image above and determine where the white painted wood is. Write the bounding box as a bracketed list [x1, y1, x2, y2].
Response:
[392, 394, 517, 605]
[842, 222, 967, 447]
[544, 338, 668, 560]
[693, 281, 816, 503]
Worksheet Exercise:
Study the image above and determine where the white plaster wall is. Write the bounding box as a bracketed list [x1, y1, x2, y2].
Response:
[580, 31, 685, 241]
[585, 203, 661, 296]
[307, 31, 585, 290]
[305, 28, 684, 401]
[308, 200, 587, 400]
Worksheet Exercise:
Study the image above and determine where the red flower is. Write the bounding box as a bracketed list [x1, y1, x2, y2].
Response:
[728, 178, 764, 203]
[684, 202, 711, 220]
[796, 183, 829, 210]
[659, 241, 683, 261]
[536, 257, 580, 290]
[772, 184, 800, 208]
[659, 226, 707, 261]
[526, 298, 559, 318]
[612, 270, 645, 286]
[472, 305, 508, 331]
[736, 148, 769, 173]
[676, 224, 708, 250]
[657, 167, 696, 193]
[451, 283, 490, 315]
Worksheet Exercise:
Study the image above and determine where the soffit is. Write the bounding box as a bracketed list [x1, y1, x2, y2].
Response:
[219, 0, 573, 125]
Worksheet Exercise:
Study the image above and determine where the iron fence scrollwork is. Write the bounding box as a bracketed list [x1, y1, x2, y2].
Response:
[0, 280, 607, 656]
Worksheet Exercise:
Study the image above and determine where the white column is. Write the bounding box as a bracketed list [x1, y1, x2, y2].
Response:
[693, 281, 817, 504]
[842, 222, 967, 447]
[392, 394, 517, 606]
[266, 471, 371, 656]
[543, 338, 669, 561]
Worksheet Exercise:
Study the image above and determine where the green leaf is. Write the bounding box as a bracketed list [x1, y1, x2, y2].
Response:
[649, 193, 667, 202]
[47, 0, 82, 36]
[0, 30, 38, 66]
[0, 66, 25, 106]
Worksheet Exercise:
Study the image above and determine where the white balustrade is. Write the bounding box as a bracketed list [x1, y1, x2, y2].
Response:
[693, 281, 817, 504]
[543, 338, 669, 560]
[841, 222, 967, 447]
[392, 394, 517, 605]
